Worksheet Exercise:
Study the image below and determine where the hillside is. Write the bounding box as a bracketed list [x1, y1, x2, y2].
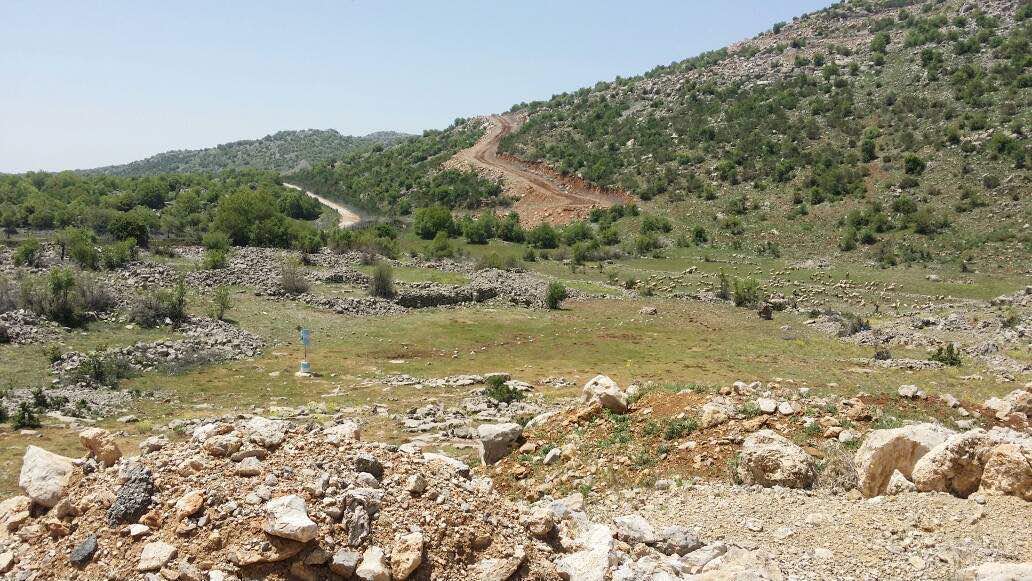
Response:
[294, 0, 1029, 268]
[84, 129, 411, 177]
[497, 0, 1030, 266]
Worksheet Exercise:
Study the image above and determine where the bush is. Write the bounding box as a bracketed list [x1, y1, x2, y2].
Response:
[151, 241, 177, 258]
[484, 375, 524, 404]
[369, 263, 395, 298]
[12, 238, 42, 267]
[413, 206, 456, 240]
[279, 260, 310, 295]
[475, 253, 523, 271]
[202, 230, 231, 251]
[208, 285, 232, 321]
[71, 353, 131, 387]
[526, 223, 559, 249]
[130, 277, 187, 327]
[12, 402, 40, 429]
[202, 248, 228, 270]
[663, 418, 698, 440]
[0, 325, 9, 344]
[545, 282, 568, 310]
[100, 238, 138, 270]
[69, 236, 99, 270]
[717, 271, 731, 300]
[462, 218, 489, 244]
[930, 343, 962, 366]
[19, 267, 113, 327]
[838, 312, 871, 336]
[426, 231, 455, 259]
[732, 278, 761, 307]
[904, 154, 926, 175]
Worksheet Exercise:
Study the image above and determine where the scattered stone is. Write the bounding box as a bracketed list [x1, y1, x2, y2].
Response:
[477, 423, 523, 465]
[582, 375, 628, 414]
[854, 423, 954, 497]
[69, 534, 98, 567]
[78, 427, 122, 467]
[391, 531, 424, 579]
[18, 445, 74, 508]
[737, 430, 816, 489]
[263, 495, 318, 543]
[137, 541, 177, 572]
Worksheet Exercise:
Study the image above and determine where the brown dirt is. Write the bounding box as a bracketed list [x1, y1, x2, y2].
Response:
[446, 114, 633, 225]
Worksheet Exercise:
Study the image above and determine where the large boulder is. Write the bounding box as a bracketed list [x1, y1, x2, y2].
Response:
[978, 444, 1032, 501]
[1003, 388, 1032, 416]
[244, 416, 287, 448]
[263, 495, 317, 542]
[391, 531, 424, 579]
[78, 428, 122, 467]
[477, 423, 523, 465]
[582, 375, 628, 414]
[736, 430, 816, 489]
[853, 423, 954, 497]
[555, 519, 616, 581]
[19, 446, 74, 508]
[912, 429, 995, 497]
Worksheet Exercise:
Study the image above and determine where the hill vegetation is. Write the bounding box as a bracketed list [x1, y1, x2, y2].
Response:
[84, 129, 411, 176]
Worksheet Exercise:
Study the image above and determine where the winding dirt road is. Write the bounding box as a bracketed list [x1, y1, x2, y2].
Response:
[283, 182, 361, 228]
[447, 114, 631, 224]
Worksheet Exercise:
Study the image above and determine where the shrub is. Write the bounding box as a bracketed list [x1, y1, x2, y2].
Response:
[69, 236, 99, 270]
[732, 278, 760, 307]
[484, 375, 524, 404]
[874, 348, 892, 361]
[12, 238, 42, 267]
[475, 253, 523, 271]
[369, 263, 395, 298]
[717, 271, 731, 300]
[413, 206, 456, 240]
[0, 277, 16, 313]
[838, 312, 871, 336]
[20, 268, 112, 327]
[545, 282, 568, 310]
[131, 277, 187, 327]
[71, 353, 131, 387]
[151, 241, 177, 258]
[930, 343, 962, 366]
[100, 238, 138, 270]
[202, 230, 231, 251]
[12, 402, 40, 429]
[462, 218, 488, 244]
[208, 285, 232, 321]
[0, 325, 9, 344]
[663, 418, 698, 440]
[426, 231, 455, 259]
[904, 154, 926, 175]
[202, 248, 228, 270]
[526, 223, 559, 249]
[279, 260, 310, 295]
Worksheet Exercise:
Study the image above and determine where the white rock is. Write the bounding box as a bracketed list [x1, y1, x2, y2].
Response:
[324, 421, 362, 444]
[885, 469, 917, 495]
[137, 541, 177, 571]
[582, 375, 628, 414]
[854, 423, 954, 497]
[18, 446, 74, 508]
[756, 399, 777, 414]
[356, 546, 390, 581]
[476, 423, 523, 465]
[262, 495, 317, 542]
[977, 443, 1032, 501]
[912, 429, 995, 497]
[391, 531, 423, 579]
[244, 416, 287, 448]
[737, 430, 816, 489]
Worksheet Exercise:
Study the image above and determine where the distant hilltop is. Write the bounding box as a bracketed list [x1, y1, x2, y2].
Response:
[81, 129, 412, 177]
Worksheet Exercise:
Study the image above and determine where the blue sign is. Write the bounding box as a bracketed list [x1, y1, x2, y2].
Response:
[300, 328, 311, 346]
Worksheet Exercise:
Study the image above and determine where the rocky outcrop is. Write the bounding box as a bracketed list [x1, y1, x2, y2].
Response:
[477, 422, 523, 465]
[854, 423, 955, 497]
[912, 429, 995, 498]
[979, 444, 1032, 501]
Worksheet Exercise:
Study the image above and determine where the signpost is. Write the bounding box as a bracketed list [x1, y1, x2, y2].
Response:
[297, 327, 312, 376]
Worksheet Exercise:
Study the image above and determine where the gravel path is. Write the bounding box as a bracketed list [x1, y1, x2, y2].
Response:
[283, 182, 361, 228]
[590, 482, 1032, 580]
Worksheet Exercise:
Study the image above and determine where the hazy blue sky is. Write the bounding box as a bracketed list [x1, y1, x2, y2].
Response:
[1, 0, 833, 173]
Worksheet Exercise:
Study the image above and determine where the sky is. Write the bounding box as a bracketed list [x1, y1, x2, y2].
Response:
[0, 0, 834, 173]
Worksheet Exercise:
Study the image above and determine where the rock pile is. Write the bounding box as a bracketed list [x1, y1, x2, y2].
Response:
[0, 309, 62, 345]
[3, 417, 559, 580]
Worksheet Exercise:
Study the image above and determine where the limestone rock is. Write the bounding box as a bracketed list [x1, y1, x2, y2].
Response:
[244, 416, 287, 448]
[853, 423, 954, 497]
[325, 421, 362, 444]
[955, 561, 1032, 580]
[978, 444, 1032, 501]
[330, 548, 360, 577]
[174, 489, 205, 520]
[263, 495, 317, 543]
[19, 446, 74, 508]
[582, 375, 628, 414]
[78, 428, 122, 467]
[912, 429, 995, 497]
[885, 470, 917, 495]
[391, 531, 424, 579]
[737, 430, 816, 489]
[356, 546, 390, 581]
[138, 541, 177, 572]
[477, 423, 523, 465]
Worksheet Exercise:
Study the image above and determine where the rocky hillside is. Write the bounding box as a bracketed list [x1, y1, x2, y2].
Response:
[84, 130, 412, 177]
[500, 0, 1030, 264]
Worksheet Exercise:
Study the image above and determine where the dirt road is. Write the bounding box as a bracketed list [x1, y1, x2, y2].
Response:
[282, 182, 361, 228]
[448, 114, 631, 224]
